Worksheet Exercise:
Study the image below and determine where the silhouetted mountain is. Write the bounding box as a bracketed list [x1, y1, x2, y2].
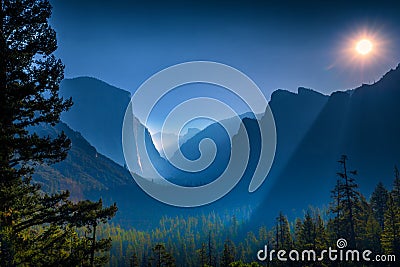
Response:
[31, 122, 181, 228]
[253, 64, 400, 227]
[266, 87, 328, 184]
[59, 77, 168, 179]
[171, 87, 328, 189]
[60, 77, 131, 166]
[43, 65, 400, 229]
[32, 122, 257, 228]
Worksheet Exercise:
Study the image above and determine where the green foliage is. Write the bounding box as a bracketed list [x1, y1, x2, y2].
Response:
[0, 0, 117, 265]
[296, 209, 328, 253]
[393, 165, 400, 206]
[381, 194, 400, 258]
[221, 239, 236, 267]
[99, 158, 400, 266]
[370, 182, 389, 229]
[100, 213, 246, 267]
[150, 243, 175, 267]
[275, 212, 292, 250]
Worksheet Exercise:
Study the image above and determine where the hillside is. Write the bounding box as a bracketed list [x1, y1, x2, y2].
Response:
[32, 122, 133, 199]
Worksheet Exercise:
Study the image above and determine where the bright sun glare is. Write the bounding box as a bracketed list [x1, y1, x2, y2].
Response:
[356, 39, 373, 55]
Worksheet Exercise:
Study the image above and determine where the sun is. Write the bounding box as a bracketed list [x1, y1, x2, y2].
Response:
[356, 39, 373, 55]
[332, 28, 390, 72]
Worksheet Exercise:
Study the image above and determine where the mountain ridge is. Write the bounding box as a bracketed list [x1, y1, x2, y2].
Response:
[43, 65, 400, 229]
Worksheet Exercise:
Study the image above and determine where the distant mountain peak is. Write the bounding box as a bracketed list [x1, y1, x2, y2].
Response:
[349, 62, 400, 97]
[270, 87, 327, 103]
[297, 87, 327, 97]
[62, 76, 131, 97]
[60, 77, 133, 165]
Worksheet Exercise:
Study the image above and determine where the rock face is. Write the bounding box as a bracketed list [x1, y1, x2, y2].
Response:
[253, 65, 400, 227]
[60, 77, 131, 166]
[36, 65, 400, 228]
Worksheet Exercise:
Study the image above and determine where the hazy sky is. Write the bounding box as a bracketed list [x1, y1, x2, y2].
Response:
[49, 0, 400, 99]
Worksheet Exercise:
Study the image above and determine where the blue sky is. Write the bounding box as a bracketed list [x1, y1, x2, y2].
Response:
[49, 0, 400, 136]
[49, 0, 400, 100]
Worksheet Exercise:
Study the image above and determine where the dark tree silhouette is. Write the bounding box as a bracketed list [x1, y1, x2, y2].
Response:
[275, 212, 292, 250]
[221, 238, 235, 267]
[392, 165, 400, 207]
[0, 0, 71, 264]
[197, 243, 207, 267]
[130, 253, 140, 267]
[370, 182, 389, 229]
[381, 194, 400, 258]
[151, 243, 175, 267]
[330, 155, 361, 248]
[0, 1, 117, 265]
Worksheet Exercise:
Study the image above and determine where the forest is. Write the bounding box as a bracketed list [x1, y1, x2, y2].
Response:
[101, 157, 400, 266]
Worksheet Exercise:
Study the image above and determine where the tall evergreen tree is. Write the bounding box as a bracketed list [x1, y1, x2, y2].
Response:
[221, 239, 235, 267]
[296, 209, 328, 253]
[130, 253, 140, 267]
[392, 165, 400, 207]
[197, 243, 207, 267]
[293, 218, 303, 249]
[67, 199, 117, 266]
[381, 194, 400, 258]
[151, 244, 175, 267]
[0, 0, 70, 264]
[329, 155, 361, 248]
[207, 231, 216, 267]
[275, 212, 292, 250]
[314, 211, 328, 252]
[363, 213, 382, 253]
[0, 0, 117, 265]
[298, 211, 315, 250]
[370, 182, 389, 229]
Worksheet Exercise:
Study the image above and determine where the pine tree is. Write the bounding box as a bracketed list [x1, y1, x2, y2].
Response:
[370, 182, 389, 229]
[275, 212, 292, 250]
[221, 239, 235, 267]
[0, 0, 71, 264]
[68, 199, 118, 266]
[298, 210, 315, 250]
[314, 211, 328, 252]
[293, 218, 303, 249]
[380, 166, 400, 258]
[381, 194, 400, 258]
[364, 213, 382, 253]
[197, 243, 207, 267]
[130, 253, 140, 267]
[207, 231, 216, 267]
[0, 1, 117, 265]
[151, 243, 176, 267]
[329, 155, 361, 248]
[296, 209, 328, 253]
[392, 165, 400, 207]
[355, 196, 379, 251]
